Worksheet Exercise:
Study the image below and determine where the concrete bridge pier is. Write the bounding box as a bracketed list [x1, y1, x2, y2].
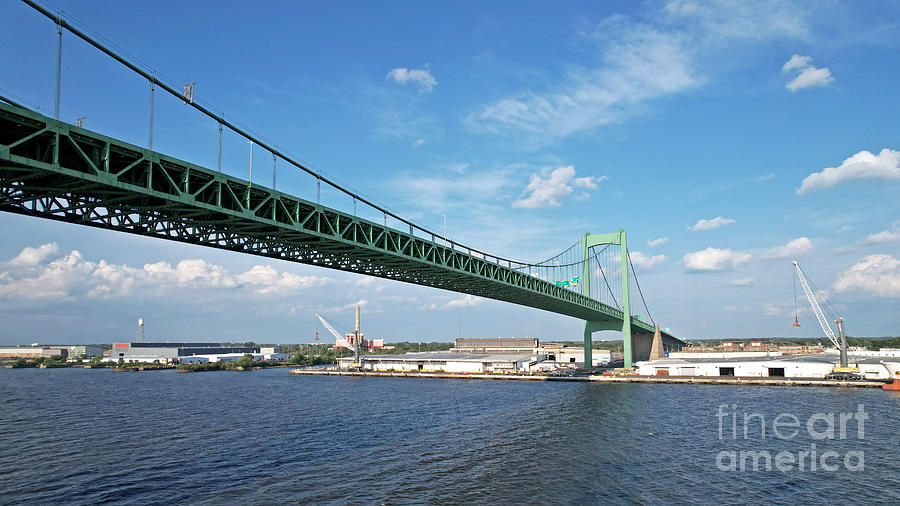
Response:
[631, 327, 664, 363]
[586, 324, 666, 368]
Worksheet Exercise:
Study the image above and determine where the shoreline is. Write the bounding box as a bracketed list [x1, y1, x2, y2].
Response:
[289, 369, 888, 388]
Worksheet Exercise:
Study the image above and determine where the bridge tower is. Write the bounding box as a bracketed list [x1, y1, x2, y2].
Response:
[581, 230, 632, 368]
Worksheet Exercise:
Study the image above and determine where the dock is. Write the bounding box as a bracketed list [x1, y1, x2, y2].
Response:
[289, 369, 886, 388]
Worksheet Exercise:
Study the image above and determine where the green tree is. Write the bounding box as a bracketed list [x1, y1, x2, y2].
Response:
[235, 354, 255, 368]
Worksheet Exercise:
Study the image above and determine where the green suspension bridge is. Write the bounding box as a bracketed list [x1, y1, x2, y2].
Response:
[0, 1, 685, 366]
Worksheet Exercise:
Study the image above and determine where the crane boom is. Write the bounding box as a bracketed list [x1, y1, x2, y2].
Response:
[792, 261, 840, 349]
[315, 313, 351, 349]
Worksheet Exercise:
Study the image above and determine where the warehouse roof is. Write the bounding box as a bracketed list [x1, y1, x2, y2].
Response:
[363, 352, 534, 362]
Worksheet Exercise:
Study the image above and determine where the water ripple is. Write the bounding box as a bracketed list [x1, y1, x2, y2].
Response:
[1, 369, 898, 504]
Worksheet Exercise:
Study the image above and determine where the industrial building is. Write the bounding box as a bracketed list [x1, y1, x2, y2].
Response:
[451, 338, 539, 354]
[680, 340, 831, 356]
[636, 354, 900, 380]
[539, 343, 613, 367]
[106, 342, 274, 364]
[338, 339, 616, 373]
[0, 345, 72, 359]
[179, 350, 290, 364]
[348, 352, 538, 373]
[68, 345, 103, 358]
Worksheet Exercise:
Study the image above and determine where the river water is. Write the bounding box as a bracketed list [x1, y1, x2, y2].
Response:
[1, 367, 898, 504]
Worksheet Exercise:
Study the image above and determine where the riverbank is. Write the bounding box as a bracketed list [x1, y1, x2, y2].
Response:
[111, 365, 176, 372]
[289, 369, 887, 388]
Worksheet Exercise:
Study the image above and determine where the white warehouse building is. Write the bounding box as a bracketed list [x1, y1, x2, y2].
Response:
[637, 355, 900, 380]
[349, 352, 538, 373]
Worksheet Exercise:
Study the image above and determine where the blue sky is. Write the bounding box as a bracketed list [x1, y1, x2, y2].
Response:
[1, 0, 898, 345]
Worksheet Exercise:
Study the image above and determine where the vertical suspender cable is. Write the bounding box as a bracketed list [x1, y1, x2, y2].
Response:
[148, 82, 155, 150]
[216, 121, 222, 171]
[54, 20, 61, 120]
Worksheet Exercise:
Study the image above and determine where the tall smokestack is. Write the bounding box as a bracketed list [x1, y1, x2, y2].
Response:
[354, 305, 360, 364]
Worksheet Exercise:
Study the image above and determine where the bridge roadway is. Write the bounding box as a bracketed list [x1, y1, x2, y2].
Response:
[0, 101, 680, 344]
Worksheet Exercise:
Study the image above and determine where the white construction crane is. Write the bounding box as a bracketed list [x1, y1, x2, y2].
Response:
[792, 260, 849, 369]
[314, 313, 352, 350]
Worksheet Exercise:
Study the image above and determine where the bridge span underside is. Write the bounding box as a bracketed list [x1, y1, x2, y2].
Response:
[0, 102, 681, 345]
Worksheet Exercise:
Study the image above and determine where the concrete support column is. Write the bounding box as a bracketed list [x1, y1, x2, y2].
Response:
[631, 332, 653, 363]
[584, 320, 592, 369]
[649, 327, 664, 360]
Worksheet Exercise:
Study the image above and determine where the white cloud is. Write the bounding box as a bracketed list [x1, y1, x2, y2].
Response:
[0, 244, 330, 303]
[445, 294, 483, 309]
[663, 0, 808, 40]
[782, 54, 811, 72]
[512, 166, 604, 209]
[833, 254, 900, 297]
[762, 237, 814, 259]
[467, 20, 698, 143]
[787, 67, 833, 92]
[683, 247, 751, 272]
[647, 237, 669, 247]
[573, 176, 599, 189]
[385, 161, 586, 258]
[688, 216, 734, 231]
[7, 243, 59, 267]
[172, 259, 238, 288]
[753, 173, 775, 182]
[629, 251, 667, 269]
[390, 167, 515, 213]
[312, 299, 372, 316]
[782, 54, 834, 92]
[832, 246, 857, 256]
[730, 277, 755, 287]
[386, 67, 437, 93]
[763, 302, 809, 317]
[864, 227, 900, 245]
[467, 1, 808, 144]
[235, 265, 328, 295]
[358, 79, 441, 142]
[797, 148, 900, 194]
[764, 302, 788, 317]
[420, 294, 486, 311]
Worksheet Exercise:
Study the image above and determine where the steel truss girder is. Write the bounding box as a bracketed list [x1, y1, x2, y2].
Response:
[0, 102, 660, 331]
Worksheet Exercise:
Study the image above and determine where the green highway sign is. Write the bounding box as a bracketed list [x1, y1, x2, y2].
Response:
[556, 276, 580, 287]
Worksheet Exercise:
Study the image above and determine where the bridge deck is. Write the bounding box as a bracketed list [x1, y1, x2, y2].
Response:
[0, 102, 674, 339]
